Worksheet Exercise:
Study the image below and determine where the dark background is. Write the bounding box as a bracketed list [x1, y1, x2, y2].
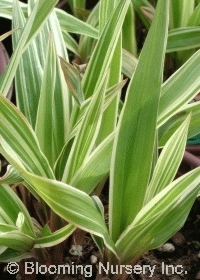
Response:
[0, 0, 99, 55]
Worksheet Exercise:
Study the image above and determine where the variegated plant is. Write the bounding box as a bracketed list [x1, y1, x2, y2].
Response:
[0, 0, 200, 279]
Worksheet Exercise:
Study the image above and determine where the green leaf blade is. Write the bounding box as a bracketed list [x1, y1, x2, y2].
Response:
[109, 0, 169, 242]
[115, 168, 200, 264]
[159, 102, 200, 146]
[0, 184, 35, 237]
[0, 95, 54, 179]
[35, 224, 75, 248]
[144, 115, 190, 204]
[0, 0, 58, 96]
[82, 0, 130, 98]
[70, 132, 115, 194]
[167, 27, 200, 53]
[0, 225, 35, 252]
[35, 34, 56, 167]
[21, 172, 116, 256]
[62, 71, 108, 183]
[158, 49, 200, 128]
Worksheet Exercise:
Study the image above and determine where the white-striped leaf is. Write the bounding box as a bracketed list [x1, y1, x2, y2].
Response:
[0, 165, 23, 185]
[116, 168, 200, 263]
[144, 115, 190, 204]
[159, 102, 200, 146]
[109, 0, 169, 242]
[0, 0, 58, 96]
[70, 131, 115, 193]
[61, 70, 108, 183]
[35, 224, 75, 248]
[167, 27, 200, 52]
[158, 50, 200, 128]
[35, 34, 69, 168]
[0, 95, 54, 178]
[82, 0, 130, 98]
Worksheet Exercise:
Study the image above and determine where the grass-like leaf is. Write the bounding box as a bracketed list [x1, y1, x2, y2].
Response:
[82, 0, 130, 98]
[144, 115, 190, 204]
[61, 70, 108, 183]
[159, 102, 200, 146]
[0, 184, 35, 237]
[167, 27, 200, 52]
[35, 224, 75, 248]
[122, 2, 137, 56]
[116, 167, 200, 263]
[0, 224, 35, 252]
[109, 0, 169, 242]
[57, 8, 98, 39]
[35, 34, 69, 168]
[169, 0, 195, 28]
[12, 0, 43, 128]
[0, 165, 23, 185]
[70, 131, 115, 193]
[158, 50, 200, 127]
[0, 95, 54, 179]
[0, 0, 58, 96]
[122, 48, 138, 78]
[6, 164, 116, 255]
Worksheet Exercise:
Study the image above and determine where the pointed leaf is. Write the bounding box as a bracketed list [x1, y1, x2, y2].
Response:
[15, 169, 116, 255]
[144, 116, 190, 204]
[70, 132, 115, 193]
[56, 8, 98, 39]
[0, 184, 35, 237]
[82, 0, 130, 98]
[116, 168, 200, 263]
[35, 34, 68, 167]
[0, 0, 58, 96]
[35, 224, 75, 248]
[109, 0, 169, 242]
[158, 49, 200, 127]
[59, 57, 84, 106]
[0, 95, 54, 178]
[0, 224, 34, 252]
[62, 71, 108, 183]
[159, 102, 200, 146]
